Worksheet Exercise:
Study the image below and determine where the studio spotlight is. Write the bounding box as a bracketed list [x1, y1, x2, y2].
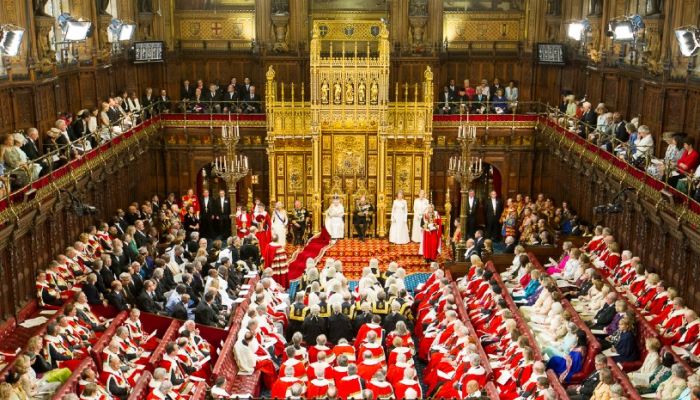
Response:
[108, 19, 136, 42]
[0, 24, 25, 56]
[58, 13, 92, 41]
[608, 14, 644, 42]
[567, 19, 590, 41]
[675, 26, 700, 57]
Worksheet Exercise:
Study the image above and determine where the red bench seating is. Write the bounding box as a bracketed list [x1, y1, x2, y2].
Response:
[214, 296, 259, 395]
[449, 279, 495, 383]
[50, 357, 95, 400]
[147, 319, 182, 371]
[127, 370, 153, 400]
[189, 381, 209, 400]
[607, 357, 642, 400]
[89, 311, 129, 372]
[546, 370, 570, 400]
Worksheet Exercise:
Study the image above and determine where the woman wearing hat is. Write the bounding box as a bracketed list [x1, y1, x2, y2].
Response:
[44, 127, 69, 169]
[647, 132, 684, 180]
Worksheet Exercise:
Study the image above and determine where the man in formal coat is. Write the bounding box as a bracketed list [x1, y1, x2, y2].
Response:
[484, 190, 503, 241]
[22, 128, 48, 175]
[222, 84, 240, 113]
[202, 83, 222, 113]
[136, 280, 163, 314]
[466, 189, 479, 238]
[213, 190, 231, 238]
[590, 293, 617, 330]
[199, 189, 214, 238]
[195, 291, 221, 327]
[180, 80, 195, 101]
[241, 85, 261, 113]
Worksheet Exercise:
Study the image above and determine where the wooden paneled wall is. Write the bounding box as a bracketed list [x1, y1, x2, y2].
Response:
[0, 59, 165, 139]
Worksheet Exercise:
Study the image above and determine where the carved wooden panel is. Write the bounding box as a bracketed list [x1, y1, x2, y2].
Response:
[0, 89, 13, 135]
[663, 89, 686, 133]
[13, 89, 36, 130]
[603, 73, 618, 110]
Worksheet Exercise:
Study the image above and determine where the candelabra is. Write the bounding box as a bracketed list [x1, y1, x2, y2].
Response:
[212, 124, 249, 235]
[448, 123, 484, 262]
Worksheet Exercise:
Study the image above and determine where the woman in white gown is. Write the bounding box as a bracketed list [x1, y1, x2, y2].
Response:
[389, 191, 410, 244]
[412, 190, 429, 243]
[271, 201, 288, 247]
[325, 196, 345, 240]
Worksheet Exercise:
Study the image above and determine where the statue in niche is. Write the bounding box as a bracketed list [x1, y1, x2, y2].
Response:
[409, 0, 428, 16]
[333, 81, 342, 104]
[33, 0, 50, 17]
[645, 0, 662, 15]
[321, 79, 330, 104]
[272, 0, 289, 15]
[357, 80, 366, 104]
[345, 81, 354, 104]
[369, 80, 379, 105]
[138, 0, 154, 12]
[589, 0, 603, 16]
[96, 0, 111, 15]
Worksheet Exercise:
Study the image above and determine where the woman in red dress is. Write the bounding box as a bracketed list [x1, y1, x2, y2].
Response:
[180, 188, 199, 220]
[254, 203, 272, 254]
[419, 205, 442, 262]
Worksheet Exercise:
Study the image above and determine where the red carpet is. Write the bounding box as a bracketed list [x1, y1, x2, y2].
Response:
[287, 229, 332, 280]
[319, 239, 449, 280]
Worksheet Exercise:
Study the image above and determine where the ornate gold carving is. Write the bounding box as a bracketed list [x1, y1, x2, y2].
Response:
[443, 11, 523, 47]
[287, 155, 304, 192]
[177, 11, 254, 41]
[333, 136, 365, 174]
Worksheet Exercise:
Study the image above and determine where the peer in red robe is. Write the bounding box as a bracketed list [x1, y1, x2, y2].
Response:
[254, 206, 272, 253]
[270, 373, 304, 400]
[236, 208, 253, 238]
[306, 377, 331, 399]
[357, 353, 386, 382]
[419, 208, 442, 262]
[336, 373, 363, 400]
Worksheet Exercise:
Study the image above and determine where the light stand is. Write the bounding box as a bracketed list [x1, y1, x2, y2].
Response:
[447, 123, 483, 262]
[212, 124, 249, 236]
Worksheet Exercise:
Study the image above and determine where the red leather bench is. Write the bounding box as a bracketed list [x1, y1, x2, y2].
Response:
[451, 281, 495, 383]
[547, 370, 571, 400]
[50, 357, 95, 399]
[607, 357, 642, 400]
[126, 370, 153, 400]
[90, 311, 129, 372]
[189, 381, 209, 400]
[147, 319, 182, 371]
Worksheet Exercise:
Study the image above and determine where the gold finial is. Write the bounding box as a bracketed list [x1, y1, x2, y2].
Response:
[424, 66, 433, 82]
[266, 66, 276, 81]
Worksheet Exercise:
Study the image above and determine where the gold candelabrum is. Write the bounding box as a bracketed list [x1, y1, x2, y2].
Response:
[447, 123, 483, 262]
[212, 124, 249, 236]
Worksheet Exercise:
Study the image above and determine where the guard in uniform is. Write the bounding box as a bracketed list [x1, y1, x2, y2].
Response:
[371, 292, 390, 322]
[353, 195, 374, 241]
[341, 297, 356, 320]
[291, 200, 310, 246]
[318, 293, 332, 319]
[287, 293, 309, 341]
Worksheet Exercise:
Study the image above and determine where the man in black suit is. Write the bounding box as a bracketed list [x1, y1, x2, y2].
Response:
[22, 128, 48, 175]
[199, 189, 214, 238]
[156, 89, 171, 113]
[195, 291, 221, 327]
[504, 236, 517, 253]
[202, 84, 222, 113]
[141, 87, 156, 117]
[464, 238, 479, 260]
[107, 281, 130, 311]
[106, 98, 121, 125]
[241, 85, 261, 113]
[180, 80, 195, 101]
[136, 280, 163, 314]
[438, 85, 457, 114]
[100, 255, 117, 289]
[566, 354, 605, 400]
[465, 189, 479, 238]
[579, 101, 597, 137]
[239, 234, 260, 266]
[222, 84, 240, 113]
[134, 220, 149, 248]
[130, 262, 144, 296]
[170, 293, 190, 320]
[82, 274, 103, 305]
[241, 77, 252, 97]
[326, 305, 354, 345]
[473, 230, 485, 256]
[590, 293, 617, 330]
[484, 190, 503, 241]
[213, 190, 231, 238]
